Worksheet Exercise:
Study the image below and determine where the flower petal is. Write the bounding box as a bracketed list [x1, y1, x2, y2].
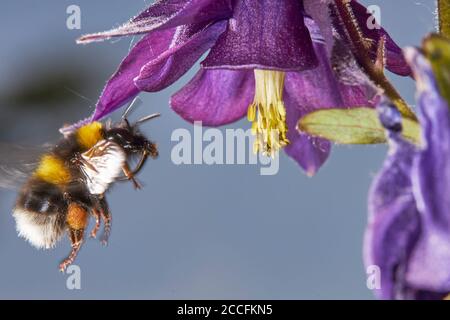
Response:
[401, 49, 450, 294]
[170, 68, 254, 126]
[305, 0, 410, 76]
[406, 227, 450, 294]
[283, 21, 372, 175]
[286, 20, 373, 113]
[349, 1, 412, 76]
[364, 102, 421, 300]
[282, 39, 333, 175]
[283, 99, 331, 176]
[135, 21, 227, 92]
[201, 0, 317, 71]
[407, 48, 450, 232]
[365, 192, 421, 300]
[365, 52, 450, 300]
[303, 0, 335, 55]
[92, 28, 176, 121]
[77, 0, 232, 43]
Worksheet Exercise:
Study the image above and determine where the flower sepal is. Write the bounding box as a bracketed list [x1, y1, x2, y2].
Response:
[298, 107, 421, 145]
[423, 34, 450, 107]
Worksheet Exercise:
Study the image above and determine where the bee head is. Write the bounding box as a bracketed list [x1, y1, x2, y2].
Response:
[104, 114, 159, 157]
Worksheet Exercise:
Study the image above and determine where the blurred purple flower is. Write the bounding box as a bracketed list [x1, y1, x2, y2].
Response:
[77, 0, 409, 174]
[365, 48, 450, 300]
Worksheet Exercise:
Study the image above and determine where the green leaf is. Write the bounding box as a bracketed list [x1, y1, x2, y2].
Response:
[423, 34, 450, 108]
[438, 0, 450, 38]
[298, 108, 421, 145]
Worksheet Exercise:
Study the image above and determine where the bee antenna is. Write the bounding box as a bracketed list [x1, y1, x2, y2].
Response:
[135, 113, 161, 125]
[122, 97, 141, 120]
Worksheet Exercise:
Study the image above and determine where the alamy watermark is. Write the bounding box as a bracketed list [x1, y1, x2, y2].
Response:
[366, 4, 381, 30]
[171, 122, 280, 176]
[66, 5, 81, 30]
[366, 265, 381, 290]
[65, 264, 81, 290]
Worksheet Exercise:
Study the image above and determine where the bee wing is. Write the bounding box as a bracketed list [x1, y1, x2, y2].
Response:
[0, 142, 51, 190]
[78, 140, 126, 195]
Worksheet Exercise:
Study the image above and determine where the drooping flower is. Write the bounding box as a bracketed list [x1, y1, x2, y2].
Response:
[365, 48, 450, 300]
[75, 0, 410, 174]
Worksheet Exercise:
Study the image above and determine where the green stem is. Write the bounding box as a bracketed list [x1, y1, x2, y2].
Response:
[333, 0, 417, 121]
[438, 0, 450, 38]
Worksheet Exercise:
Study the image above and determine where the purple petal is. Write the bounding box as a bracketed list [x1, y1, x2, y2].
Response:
[406, 227, 450, 294]
[350, 1, 411, 76]
[282, 41, 334, 175]
[286, 21, 372, 112]
[59, 117, 91, 135]
[402, 49, 450, 293]
[170, 68, 254, 126]
[365, 102, 421, 299]
[364, 52, 450, 300]
[365, 192, 421, 300]
[303, 0, 335, 55]
[77, 0, 232, 43]
[283, 98, 331, 176]
[135, 21, 227, 92]
[92, 28, 176, 121]
[407, 49, 450, 232]
[284, 55, 344, 112]
[202, 0, 317, 71]
[283, 21, 373, 175]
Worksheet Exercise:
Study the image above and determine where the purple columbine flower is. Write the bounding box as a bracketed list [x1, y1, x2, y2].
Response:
[365, 48, 450, 300]
[77, 0, 409, 175]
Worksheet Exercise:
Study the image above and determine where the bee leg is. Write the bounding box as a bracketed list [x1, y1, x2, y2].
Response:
[98, 198, 111, 246]
[122, 162, 142, 190]
[89, 208, 101, 239]
[59, 203, 88, 272]
[59, 229, 84, 272]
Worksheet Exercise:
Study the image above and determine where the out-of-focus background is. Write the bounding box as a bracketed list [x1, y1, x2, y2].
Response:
[0, 0, 436, 299]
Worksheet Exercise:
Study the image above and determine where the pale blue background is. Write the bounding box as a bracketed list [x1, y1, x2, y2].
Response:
[0, 0, 436, 299]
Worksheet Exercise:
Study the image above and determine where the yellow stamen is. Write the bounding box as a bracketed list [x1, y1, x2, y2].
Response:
[247, 69, 289, 157]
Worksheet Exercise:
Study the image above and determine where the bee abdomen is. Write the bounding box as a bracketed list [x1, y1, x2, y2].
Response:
[14, 180, 67, 249]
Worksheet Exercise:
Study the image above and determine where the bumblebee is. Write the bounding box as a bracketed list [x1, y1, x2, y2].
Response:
[4, 104, 158, 271]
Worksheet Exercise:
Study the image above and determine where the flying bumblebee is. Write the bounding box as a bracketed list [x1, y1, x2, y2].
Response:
[0, 102, 159, 271]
